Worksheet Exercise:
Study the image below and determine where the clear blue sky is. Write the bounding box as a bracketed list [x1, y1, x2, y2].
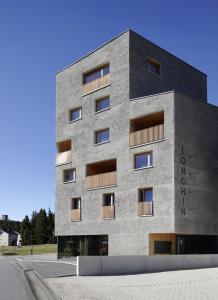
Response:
[0, 0, 217, 221]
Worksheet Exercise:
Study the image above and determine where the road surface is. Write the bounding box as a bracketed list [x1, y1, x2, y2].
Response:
[0, 256, 34, 300]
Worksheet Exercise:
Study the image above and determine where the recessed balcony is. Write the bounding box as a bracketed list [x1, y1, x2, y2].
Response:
[86, 159, 117, 190]
[82, 73, 110, 95]
[130, 111, 164, 147]
[56, 140, 72, 166]
[82, 64, 110, 96]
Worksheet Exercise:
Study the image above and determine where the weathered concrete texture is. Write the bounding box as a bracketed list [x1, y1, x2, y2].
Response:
[174, 92, 218, 234]
[77, 254, 218, 276]
[55, 29, 218, 256]
[129, 30, 207, 102]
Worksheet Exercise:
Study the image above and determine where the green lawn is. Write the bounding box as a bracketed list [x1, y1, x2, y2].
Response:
[0, 244, 57, 256]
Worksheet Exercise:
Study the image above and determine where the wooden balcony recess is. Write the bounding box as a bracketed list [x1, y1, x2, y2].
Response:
[82, 74, 110, 95]
[86, 171, 117, 189]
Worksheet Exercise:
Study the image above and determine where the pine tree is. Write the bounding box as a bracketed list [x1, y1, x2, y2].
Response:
[30, 211, 38, 245]
[46, 208, 55, 243]
[20, 216, 31, 245]
[35, 209, 47, 244]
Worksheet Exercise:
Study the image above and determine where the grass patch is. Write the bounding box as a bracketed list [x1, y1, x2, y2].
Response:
[0, 244, 57, 256]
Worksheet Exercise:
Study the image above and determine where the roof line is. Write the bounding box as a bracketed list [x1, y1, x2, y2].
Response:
[56, 29, 130, 74]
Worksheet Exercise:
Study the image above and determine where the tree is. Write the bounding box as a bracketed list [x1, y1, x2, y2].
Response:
[46, 208, 55, 244]
[30, 211, 38, 245]
[20, 216, 31, 245]
[35, 209, 47, 244]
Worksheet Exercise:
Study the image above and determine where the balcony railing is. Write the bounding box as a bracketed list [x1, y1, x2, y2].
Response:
[102, 205, 115, 219]
[130, 124, 164, 147]
[82, 74, 110, 95]
[86, 171, 117, 190]
[56, 150, 72, 165]
[71, 209, 81, 221]
[138, 202, 153, 216]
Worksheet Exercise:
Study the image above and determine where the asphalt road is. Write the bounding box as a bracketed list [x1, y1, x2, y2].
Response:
[0, 256, 34, 300]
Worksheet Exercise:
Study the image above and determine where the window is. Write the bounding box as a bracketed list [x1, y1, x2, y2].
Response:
[69, 107, 82, 122]
[83, 64, 110, 84]
[138, 188, 153, 216]
[103, 193, 114, 206]
[147, 58, 161, 76]
[95, 129, 110, 144]
[64, 169, 76, 183]
[134, 152, 153, 169]
[96, 96, 110, 112]
[71, 198, 81, 210]
[139, 188, 153, 203]
[154, 241, 172, 254]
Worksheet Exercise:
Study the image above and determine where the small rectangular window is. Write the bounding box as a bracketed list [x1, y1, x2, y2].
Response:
[95, 129, 110, 144]
[69, 107, 82, 122]
[84, 64, 110, 84]
[147, 58, 161, 76]
[64, 169, 76, 183]
[71, 198, 81, 210]
[138, 188, 153, 216]
[134, 152, 153, 169]
[103, 194, 114, 206]
[154, 241, 172, 254]
[96, 96, 110, 112]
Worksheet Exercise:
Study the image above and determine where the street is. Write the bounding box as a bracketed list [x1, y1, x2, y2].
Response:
[0, 256, 34, 300]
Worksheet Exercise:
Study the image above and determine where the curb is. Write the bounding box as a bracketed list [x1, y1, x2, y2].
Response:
[15, 259, 61, 300]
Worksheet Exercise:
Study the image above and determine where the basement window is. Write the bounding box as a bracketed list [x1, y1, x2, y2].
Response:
[154, 241, 172, 254]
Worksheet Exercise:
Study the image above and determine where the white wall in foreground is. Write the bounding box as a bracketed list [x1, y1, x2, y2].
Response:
[77, 255, 218, 276]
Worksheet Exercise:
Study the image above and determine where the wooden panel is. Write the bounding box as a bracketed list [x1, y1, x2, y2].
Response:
[86, 171, 117, 189]
[56, 150, 72, 165]
[149, 233, 176, 255]
[138, 202, 153, 216]
[102, 206, 115, 219]
[82, 74, 110, 95]
[57, 140, 71, 152]
[71, 209, 81, 221]
[129, 124, 164, 147]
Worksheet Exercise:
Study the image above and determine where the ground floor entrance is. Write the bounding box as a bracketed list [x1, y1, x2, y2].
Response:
[149, 233, 218, 255]
[57, 235, 108, 258]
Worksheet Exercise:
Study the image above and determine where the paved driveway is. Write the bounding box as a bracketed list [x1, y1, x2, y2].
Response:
[46, 267, 218, 300]
[0, 256, 34, 300]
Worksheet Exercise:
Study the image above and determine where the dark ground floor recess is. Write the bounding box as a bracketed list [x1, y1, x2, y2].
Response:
[57, 234, 218, 258]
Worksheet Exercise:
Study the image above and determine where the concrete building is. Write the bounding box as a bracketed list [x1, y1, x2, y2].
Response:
[55, 30, 218, 257]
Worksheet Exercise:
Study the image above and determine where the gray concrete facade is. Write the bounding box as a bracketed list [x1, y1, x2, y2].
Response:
[55, 30, 218, 256]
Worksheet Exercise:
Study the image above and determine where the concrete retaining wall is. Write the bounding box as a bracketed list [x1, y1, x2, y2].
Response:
[77, 255, 218, 276]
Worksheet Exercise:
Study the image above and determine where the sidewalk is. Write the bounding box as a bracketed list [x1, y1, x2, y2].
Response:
[46, 267, 218, 300]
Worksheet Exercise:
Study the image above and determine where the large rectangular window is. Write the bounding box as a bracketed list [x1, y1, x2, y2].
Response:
[96, 96, 110, 112]
[134, 152, 153, 169]
[84, 64, 110, 84]
[69, 107, 82, 122]
[95, 129, 110, 144]
[64, 169, 76, 183]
